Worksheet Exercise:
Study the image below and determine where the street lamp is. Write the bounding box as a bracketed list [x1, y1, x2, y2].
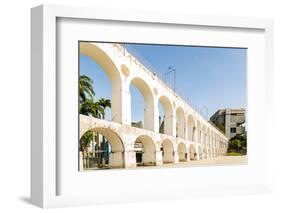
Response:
[164, 66, 176, 93]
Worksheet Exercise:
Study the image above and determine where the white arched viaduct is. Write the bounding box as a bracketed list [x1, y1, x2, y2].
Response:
[79, 42, 228, 169]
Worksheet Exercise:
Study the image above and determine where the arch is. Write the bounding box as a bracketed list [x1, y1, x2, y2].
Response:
[203, 146, 207, 159]
[158, 96, 174, 136]
[196, 120, 201, 143]
[161, 139, 174, 163]
[79, 127, 124, 169]
[189, 144, 196, 160]
[178, 142, 187, 162]
[202, 125, 207, 145]
[129, 77, 155, 131]
[208, 148, 212, 158]
[212, 148, 216, 157]
[187, 114, 196, 141]
[134, 135, 156, 166]
[198, 145, 203, 159]
[207, 128, 211, 146]
[176, 107, 186, 139]
[80, 42, 123, 123]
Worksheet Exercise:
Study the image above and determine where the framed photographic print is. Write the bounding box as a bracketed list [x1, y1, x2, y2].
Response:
[31, 4, 274, 208]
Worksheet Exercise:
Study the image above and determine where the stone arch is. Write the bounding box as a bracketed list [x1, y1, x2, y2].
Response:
[161, 139, 174, 163]
[211, 134, 214, 147]
[208, 147, 212, 158]
[158, 96, 174, 136]
[198, 145, 203, 159]
[80, 42, 123, 123]
[212, 148, 216, 157]
[203, 146, 207, 159]
[80, 127, 125, 168]
[187, 114, 196, 141]
[178, 142, 187, 162]
[202, 125, 207, 145]
[207, 128, 211, 146]
[214, 135, 217, 148]
[197, 120, 202, 143]
[129, 77, 155, 131]
[189, 144, 196, 160]
[134, 135, 156, 166]
[176, 107, 186, 139]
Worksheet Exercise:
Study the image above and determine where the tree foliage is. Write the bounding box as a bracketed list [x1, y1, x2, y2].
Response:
[79, 74, 112, 152]
[79, 130, 94, 152]
[227, 134, 247, 155]
[80, 99, 104, 118]
[79, 75, 95, 104]
[96, 98, 111, 119]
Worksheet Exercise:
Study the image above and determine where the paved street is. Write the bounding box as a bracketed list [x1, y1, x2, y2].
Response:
[158, 155, 247, 168]
[84, 155, 247, 171]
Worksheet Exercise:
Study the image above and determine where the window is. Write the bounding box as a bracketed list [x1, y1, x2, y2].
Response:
[230, 127, 236, 133]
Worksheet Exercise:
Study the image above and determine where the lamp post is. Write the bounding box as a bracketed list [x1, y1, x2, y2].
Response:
[164, 66, 176, 93]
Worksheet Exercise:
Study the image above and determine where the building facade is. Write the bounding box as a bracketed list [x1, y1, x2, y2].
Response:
[210, 108, 246, 139]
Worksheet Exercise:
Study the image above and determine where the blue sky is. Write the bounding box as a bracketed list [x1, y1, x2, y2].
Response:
[80, 43, 246, 122]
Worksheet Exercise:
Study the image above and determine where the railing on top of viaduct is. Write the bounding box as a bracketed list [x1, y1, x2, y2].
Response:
[117, 43, 227, 139]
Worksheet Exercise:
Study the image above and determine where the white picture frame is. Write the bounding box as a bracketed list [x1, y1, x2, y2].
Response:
[31, 4, 274, 208]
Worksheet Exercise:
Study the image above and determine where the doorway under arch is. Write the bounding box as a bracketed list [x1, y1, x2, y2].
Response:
[134, 135, 156, 166]
[161, 139, 174, 163]
[198, 146, 203, 159]
[178, 142, 187, 162]
[79, 127, 124, 170]
[189, 144, 196, 160]
[203, 147, 207, 159]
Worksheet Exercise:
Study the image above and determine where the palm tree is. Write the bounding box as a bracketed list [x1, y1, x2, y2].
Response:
[96, 98, 111, 167]
[80, 130, 93, 151]
[96, 98, 111, 119]
[79, 99, 105, 168]
[79, 75, 112, 168]
[79, 75, 95, 104]
[79, 130, 94, 168]
[80, 99, 104, 118]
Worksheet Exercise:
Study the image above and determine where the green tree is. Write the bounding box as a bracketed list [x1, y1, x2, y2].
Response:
[79, 75, 112, 168]
[80, 99, 104, 118]
[96, 98, 111, 119]
[79, 75, 95, 104]
[227, 134, 247, 155]
[79, 130, 94, 152]
[79, 130, 94, 168]
[96, 98, 111, 167]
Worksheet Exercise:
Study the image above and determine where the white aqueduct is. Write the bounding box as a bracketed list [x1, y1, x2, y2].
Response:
[79, 42, 228, 170]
